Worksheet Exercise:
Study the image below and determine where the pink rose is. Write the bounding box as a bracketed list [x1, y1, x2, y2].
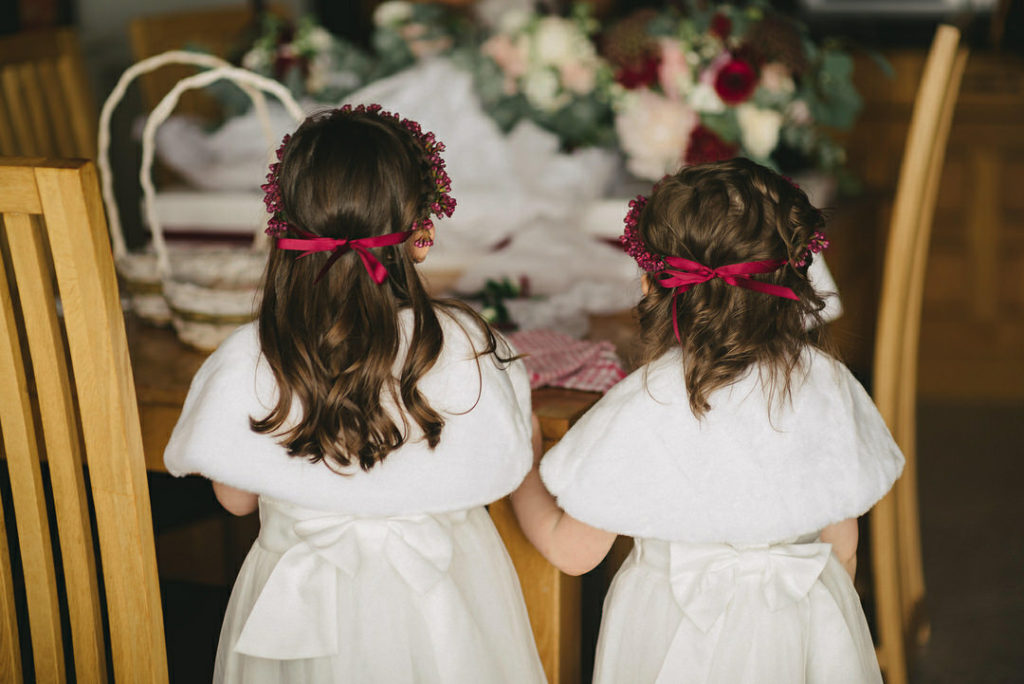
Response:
[658, 39, 691, 100]
[560, 61, 597, 94]
[483, 34, 527, 79]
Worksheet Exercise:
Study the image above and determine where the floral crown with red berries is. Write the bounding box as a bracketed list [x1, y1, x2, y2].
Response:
[262, 103, 456, 238]
[618, 193, 829, 273]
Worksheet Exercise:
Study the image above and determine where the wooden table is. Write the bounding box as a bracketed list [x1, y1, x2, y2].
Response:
[127, 316, 600, 684]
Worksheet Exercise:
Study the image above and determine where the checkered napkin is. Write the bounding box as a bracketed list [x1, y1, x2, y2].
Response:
[506, 329, 627, 393]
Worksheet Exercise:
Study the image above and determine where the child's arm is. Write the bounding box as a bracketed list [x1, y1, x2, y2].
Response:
[820, 517, 858, 580]
[509, 414, 617, 576]
[212, 481, 259, 516]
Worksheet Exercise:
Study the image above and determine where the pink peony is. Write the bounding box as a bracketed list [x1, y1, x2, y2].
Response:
[616, 89, 699, 180]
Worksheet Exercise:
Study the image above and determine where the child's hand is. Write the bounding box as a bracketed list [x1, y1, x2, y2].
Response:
[509, 412, 616, 576]
[821, 518, 858, 581]
[213, 481, 259, 516]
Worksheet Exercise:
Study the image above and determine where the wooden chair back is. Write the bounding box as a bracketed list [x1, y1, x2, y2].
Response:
[0, 158, 166, 682]
[870, 24, 968, 684]
[0, 28, 97, 159]
[129, 4, 286, 120]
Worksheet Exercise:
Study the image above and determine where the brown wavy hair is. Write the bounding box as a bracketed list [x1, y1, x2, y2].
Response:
[252, 107, 506, 471]
[635, 158, 835, 419]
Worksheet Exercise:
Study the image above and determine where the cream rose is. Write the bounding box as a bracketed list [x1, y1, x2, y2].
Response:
[373, 1, 413, 27]
[523, 67, 565, 112]
[615, 90, 698, 181]
[737, 104, 784, 159]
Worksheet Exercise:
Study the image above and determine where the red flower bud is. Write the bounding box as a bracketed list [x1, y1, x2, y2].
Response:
[685, 125, 739, 166]
[710, 14, 732, 40]
[714, 58, 757, 105]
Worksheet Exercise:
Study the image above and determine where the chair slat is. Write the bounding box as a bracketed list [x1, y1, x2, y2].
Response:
[56, 54, 97, 158]
[0, 215, 67, 683]
[37, 60, 76, 158]
[5, 212, 108, 681]
[0, 165, 42, 214]
[17, 62, 55, 157]
[0, 67, 36, 155]
[0, 101, 16, 156]
[36, 163, 168, 682]
[0, 481, 24, 683]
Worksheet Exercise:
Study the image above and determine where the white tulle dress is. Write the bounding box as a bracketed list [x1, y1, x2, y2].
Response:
[163, 309, 545, 683]
[540, 348, 905, 684]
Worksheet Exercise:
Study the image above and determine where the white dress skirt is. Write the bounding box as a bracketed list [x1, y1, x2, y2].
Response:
[593, 537, 883, 684]
[214, 498, 546, 683]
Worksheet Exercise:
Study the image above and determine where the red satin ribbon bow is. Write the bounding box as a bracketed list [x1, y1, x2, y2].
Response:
[655, 257, 799, 341]
[277, 229, 414, 284]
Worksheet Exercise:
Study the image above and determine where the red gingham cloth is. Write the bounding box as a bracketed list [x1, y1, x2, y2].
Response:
[506, 329, 627, 393]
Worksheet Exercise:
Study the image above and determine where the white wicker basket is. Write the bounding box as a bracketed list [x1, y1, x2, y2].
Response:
[139, 65, 304, 350]
[98, 50, 279, 326]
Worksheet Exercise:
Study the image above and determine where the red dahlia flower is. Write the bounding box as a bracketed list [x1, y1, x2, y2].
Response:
[685, 125, 739, 166]
[714, 58, 757, 104]
[710, 14, 732, 40]
[615, 55, 662, 89]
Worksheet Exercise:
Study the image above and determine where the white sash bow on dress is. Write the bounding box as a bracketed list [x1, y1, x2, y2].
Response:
[234, 509, 468, 660]
[655, 542, 833, 683]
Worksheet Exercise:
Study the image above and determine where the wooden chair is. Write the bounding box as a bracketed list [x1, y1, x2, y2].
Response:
[129, 4, 287, 120]
[0, 28, 97, 159]
[870, 25, 968, 684]
[489, 388, 600, 684]
[0, 158, 166, 681]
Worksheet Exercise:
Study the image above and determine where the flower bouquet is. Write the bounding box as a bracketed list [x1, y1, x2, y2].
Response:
[473, 4, 618, 150]
[603, 0, 863, 181]
[238, 14, 372, 104]
[371, 1, 473, 77]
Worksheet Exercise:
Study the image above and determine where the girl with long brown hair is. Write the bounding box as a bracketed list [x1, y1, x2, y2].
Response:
[164, 105, 544, 683]
[511, 158, 904, 683]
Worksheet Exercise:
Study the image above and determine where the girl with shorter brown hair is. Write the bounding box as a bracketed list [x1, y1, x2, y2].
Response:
[512, 158, 903, 683]
[164, 105, 544, 683]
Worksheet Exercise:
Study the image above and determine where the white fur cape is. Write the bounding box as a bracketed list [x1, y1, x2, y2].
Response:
[164, 309, 533, 515]
[540, 349, 904, 544]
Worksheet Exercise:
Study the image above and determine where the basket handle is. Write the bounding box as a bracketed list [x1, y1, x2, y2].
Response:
[97, 51, 277, 261]
[139, 66, 305, 277]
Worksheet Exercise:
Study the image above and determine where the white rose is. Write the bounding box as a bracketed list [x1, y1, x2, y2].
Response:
[241, 48, 268, 72]
[687, 81, 725, 114]
[787, 99, 813, 125]
[737, 104, 784, 159]
[522, 67, 565, 112]
[306, 57, 328, 94]
[615, 89, 698, 181]
[498, 9, 532, 34]
[373, 1, 413, 27]
[306, 27, 334, 53]
[534, 17, 586, 67]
